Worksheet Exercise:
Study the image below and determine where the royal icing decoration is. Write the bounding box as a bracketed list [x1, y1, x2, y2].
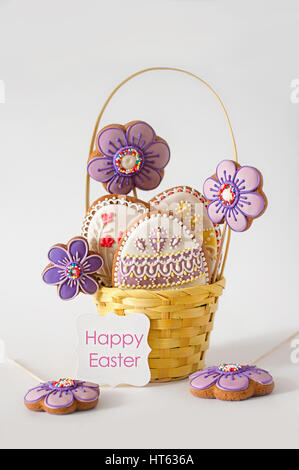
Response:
[203, 160, 266, 232]
[149, 186, 221, 273]
[87, 121, 170, 195]
[136, 238, 146, 252]
[217, 363, 243, 372]
[113, 212, 209, 289]
[149, 227, 167, 253]
[170, 236, 182, 248]
[42, 237, 102, 301]
[100, 235, 115, 248]
[101, 212, 114, 225]
[115, 148, 143, 174]
[81, 195, 149, 286]
[51, 378, 75, 388]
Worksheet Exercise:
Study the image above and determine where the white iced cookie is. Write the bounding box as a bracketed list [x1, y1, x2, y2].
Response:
[113, 212, 209, 290]
[82, 195, 149, 286]
[149, 186, 221, 273]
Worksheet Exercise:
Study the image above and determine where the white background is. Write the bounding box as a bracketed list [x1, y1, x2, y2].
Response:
[0, 0, 298, 449]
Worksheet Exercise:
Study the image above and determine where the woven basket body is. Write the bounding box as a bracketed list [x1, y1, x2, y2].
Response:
[93, 278, 225, 382]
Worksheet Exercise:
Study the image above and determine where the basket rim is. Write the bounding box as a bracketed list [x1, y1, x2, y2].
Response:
[94, 277, 225, 299]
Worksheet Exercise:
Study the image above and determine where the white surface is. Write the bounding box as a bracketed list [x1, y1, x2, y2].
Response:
[0, 0, 298, 449]
[1, 338, 299, 449]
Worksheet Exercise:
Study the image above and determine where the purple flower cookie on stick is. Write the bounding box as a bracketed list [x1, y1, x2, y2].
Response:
[190, 363, 274, 401]
[203, 160, 267, 232]
[87, 121, 170, 195]
[42, 236, 102, 300]
[24, 378, 100, 414]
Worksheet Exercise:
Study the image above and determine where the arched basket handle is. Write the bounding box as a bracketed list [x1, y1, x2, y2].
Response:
[85, 67, 238, 280]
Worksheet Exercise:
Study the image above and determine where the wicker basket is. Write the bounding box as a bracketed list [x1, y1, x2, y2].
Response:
[93, 278, 225, 382]
[86, 67, 236, 382]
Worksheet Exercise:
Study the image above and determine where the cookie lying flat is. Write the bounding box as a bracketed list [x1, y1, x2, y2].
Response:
[82, 195, 149, 286]
[150, 186, 221, 273]
[189, 363, 274, 401]
[113, 211, 209, 289]
[24, 378, 100, 415]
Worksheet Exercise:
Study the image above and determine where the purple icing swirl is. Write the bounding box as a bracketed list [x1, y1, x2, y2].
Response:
[87, 121, 170, 195]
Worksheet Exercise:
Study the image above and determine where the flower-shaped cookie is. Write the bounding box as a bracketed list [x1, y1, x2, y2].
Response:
[190, 363, 274, 401]
[24, 378, 100, 414]
[87, 121, 170, 195]
[42, 236, 102, 300]
[203, 160, 266, 231]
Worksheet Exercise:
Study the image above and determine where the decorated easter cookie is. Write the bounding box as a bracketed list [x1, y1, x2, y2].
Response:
[189, 363, 274, 401]
[87, 121, 170, 195]
[150, 186, 221, 272]
[81, 195, 149, 286]
[24, 379, 100, 414]
[42, 236, 103, 300]
[113, 212, 209, 289]
[203, 160, 267, 232]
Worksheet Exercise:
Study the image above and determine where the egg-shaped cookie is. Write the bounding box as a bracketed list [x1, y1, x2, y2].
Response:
[113, 212, 209, 289]
[82, 195, 149, 286]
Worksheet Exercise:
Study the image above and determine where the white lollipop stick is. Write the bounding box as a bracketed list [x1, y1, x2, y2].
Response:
[6, 357, 44, 383]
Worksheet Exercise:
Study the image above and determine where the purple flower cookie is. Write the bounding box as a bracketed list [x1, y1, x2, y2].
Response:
[24, 378, 100, 414]
[190, 363, 274, 401]
[87, 121, 170, 195]
[42, 236, 102, 300]
[203, 160, 267, 232]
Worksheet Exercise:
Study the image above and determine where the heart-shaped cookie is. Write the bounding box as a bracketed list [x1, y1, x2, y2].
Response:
[113, 212, 209, 289]
[82, 195, 149, 286]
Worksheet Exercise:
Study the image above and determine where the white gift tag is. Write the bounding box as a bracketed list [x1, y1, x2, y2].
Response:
[76, 312, 151, 386]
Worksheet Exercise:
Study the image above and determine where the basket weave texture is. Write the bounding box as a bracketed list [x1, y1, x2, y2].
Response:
[93, 278, 225, 382]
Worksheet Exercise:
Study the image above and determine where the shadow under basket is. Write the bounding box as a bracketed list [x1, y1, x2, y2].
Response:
[93, 278, 225, 383]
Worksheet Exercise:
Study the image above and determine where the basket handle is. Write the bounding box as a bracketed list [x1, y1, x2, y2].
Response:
[85, 67, 238, 279]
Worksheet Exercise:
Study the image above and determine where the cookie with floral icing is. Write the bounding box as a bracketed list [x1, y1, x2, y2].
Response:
[42, 236, 103, 301]
[82, 195, 149, 286]
[203, 160, 267, 232]
[87, 121, 170, 195]
[150, 186, 221, 273]
[113, 212, 209, 289]
[24, 378, 100, 414]
[189, 363, 274, 401]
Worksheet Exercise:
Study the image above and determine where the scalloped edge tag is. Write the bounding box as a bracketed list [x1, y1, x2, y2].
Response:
[76, 312, 151, 387]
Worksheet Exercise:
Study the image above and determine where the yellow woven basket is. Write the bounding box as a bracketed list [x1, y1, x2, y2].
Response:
[86, 67, 237, 382]
[93, 278, 225, 382]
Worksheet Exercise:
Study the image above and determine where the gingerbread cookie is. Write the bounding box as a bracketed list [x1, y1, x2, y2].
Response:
[42, 236, 102, 300]
[150, 186, 221, 273]
[87, 120, 170, 195]
[189, 363, 274, 401]
[24, 378, 100, 414]
[113, 211, 209, 289]
[203, 160, 267, 232]
[81, 195, 149, 286]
